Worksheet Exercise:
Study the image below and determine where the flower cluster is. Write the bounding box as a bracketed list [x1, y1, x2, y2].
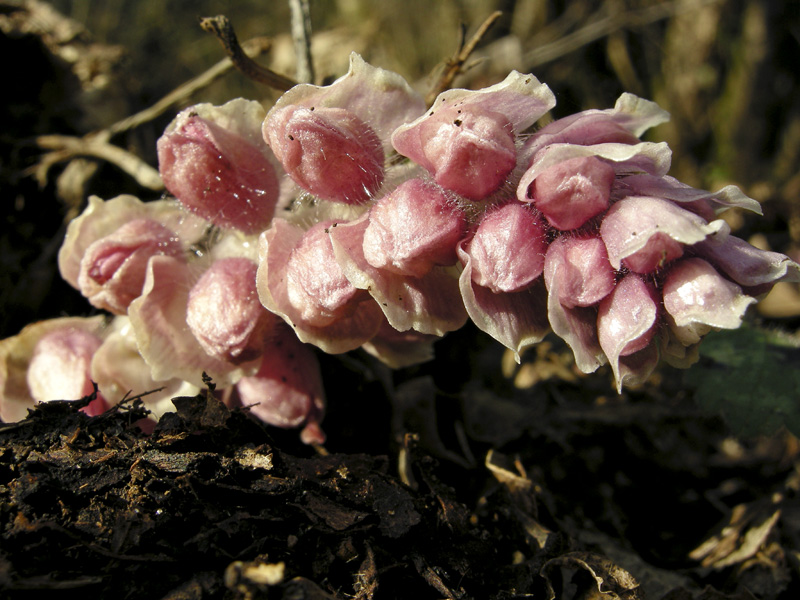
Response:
[2, 53, 798, 438]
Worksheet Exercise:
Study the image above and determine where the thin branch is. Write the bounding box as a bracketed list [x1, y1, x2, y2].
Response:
[108, 36, 272, 136]
[33, 134, 163, 190]
[199, 14, 297, 91]
[289, 0, 315, 83]
[28, 35, 272, 196]
[426, 10, 503, 106]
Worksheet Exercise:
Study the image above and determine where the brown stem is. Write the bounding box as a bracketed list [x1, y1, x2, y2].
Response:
[199, 15, 297, 91]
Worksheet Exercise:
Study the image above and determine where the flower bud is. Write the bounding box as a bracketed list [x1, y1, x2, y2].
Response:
[532, 156, 615, 230]
[26, 328, 108, 416]
[544, 236, 615, 308]
[264, 105, 384, 204]
[77, 218, 184, 314]
[466, 202, 548, 293]
[285, 221, 362, 327]
[362, 179, 466, 277]
[186, 258, 277, 363]
[157, 103, 280, 234]
[597, 274, 658, 359]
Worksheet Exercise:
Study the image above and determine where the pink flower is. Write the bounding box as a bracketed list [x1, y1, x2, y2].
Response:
[26, 327, 109, 416]
[256, 219, 384, 353]
[360, 179, 466, 277]
[600, 196, 724, 272]
[265, 105, 385, 204]
[544, 236, 615, 309]
[328, 210, 468, 337]
[466, 202, 548, 293]
[531, 156, 616, 231]
[233, 325, 326, 445]
[77, 218, 184, 314]
[392, 71, 555, 201]
[128, 256, 262, 387]
[186, 257, 279, 364]
[91, 316, 199, 421]
[264, 53, 425, 204]
[157, 99, 281, 234]
[59, 195, 206, 308]
[597, 274, 660, 389]
[456, 205, 552, 360]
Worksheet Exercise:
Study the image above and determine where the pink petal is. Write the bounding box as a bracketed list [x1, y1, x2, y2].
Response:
[597, 274, 659, 387]
[694, 221, 800, 289]
[600, 196, 724, 269]
[392, 71, 555, 200]
[266, 53, 425, 154]
[27, 327, 108, 415]
[91, 316, 199, 420]
[128, 256, 258, 387]
[1, 317, 107, 422]
[543, 236, 615, 308]
[264, 105, 384, 204]
[620, 174, 764, 215]
[523, 92, 669, 157]
[186, 258, 278, 363]
[77, 218, 184, 314]
[465, 202, 548, 293]
[620, 232, 684, 274]
[158, 103, 280, 234]
[545, 269, 606, 373]
[662, 258, 756, 331]
[256, 219, 383, 353]
[532, 156, 615, 230]
[361, 321, 438, 368]
[285, 221, 365, 326]
[330, 216, 468, 336]
[235, 325, 325, 444]
[518, 141, 673, 208]
[58, 195, 205, 292]
[361, 178, 466, 277]
[458, 243, 550, 361]
[614, 343, 660, 391]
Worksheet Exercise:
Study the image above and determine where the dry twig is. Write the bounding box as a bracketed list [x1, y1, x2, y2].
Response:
[425, 11, 503, 106]
[29, 35, 273, 206]
[199, 15, 297, 91]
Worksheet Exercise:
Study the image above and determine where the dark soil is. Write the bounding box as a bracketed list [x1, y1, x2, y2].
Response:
[2, 337, 799, 599]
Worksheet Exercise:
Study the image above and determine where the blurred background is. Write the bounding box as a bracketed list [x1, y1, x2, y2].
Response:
[2, 0, 799, 338]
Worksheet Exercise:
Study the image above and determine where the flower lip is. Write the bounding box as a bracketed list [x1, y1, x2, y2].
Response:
[77, 218, 184, 315]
